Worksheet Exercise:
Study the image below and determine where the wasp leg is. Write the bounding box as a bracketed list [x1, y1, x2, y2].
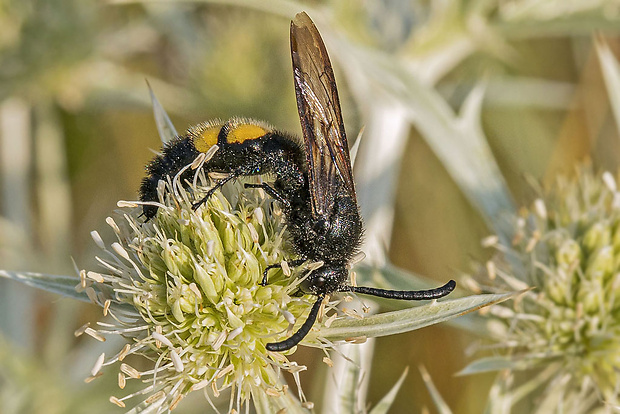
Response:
[261, 259, 305, 286]
[192, 164, 261, 210]
[266, 294, 325, 352]
[339, 280, 456, 300]
[191, 173, 237, 210]
[244, 183, 290, 208]
[261, 264, 282, 286]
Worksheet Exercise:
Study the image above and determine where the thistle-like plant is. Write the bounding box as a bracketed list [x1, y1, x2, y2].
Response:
[57, 167, 508, 412]
[463, 168, 620, 412]
[82, 172, 317, 411]
[0, 90, 510, 412]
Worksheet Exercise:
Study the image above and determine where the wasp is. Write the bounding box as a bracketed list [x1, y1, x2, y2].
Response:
[140, 12, 456, 352]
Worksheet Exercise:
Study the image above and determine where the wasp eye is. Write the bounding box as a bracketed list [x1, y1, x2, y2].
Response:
[300, 272, 327, 294]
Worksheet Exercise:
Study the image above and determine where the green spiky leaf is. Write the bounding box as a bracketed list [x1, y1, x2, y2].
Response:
[313, 291, 517, 343]
[369, 367, 409, 414]
[0, 270, 87, 302]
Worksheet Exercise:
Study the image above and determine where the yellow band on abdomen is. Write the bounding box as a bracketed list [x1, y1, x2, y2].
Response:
[228, 124, 267, 144]
[193, 124, 221, 152]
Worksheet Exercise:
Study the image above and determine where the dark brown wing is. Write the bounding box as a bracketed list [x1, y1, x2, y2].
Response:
[290, 12, 356, 218]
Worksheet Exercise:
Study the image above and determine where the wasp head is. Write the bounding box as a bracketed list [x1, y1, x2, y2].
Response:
[300, 264, 348, 295]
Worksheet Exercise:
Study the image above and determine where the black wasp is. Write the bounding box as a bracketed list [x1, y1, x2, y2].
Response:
[140, 12, 456, 352]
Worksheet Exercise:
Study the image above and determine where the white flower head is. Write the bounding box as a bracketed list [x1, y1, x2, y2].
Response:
[77, 165, 317, 412]
[474, 167, 620, 409]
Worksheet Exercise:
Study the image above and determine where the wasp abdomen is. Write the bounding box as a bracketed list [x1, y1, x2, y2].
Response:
[140, 136, 199, 219]
[140, 118, 307, 220]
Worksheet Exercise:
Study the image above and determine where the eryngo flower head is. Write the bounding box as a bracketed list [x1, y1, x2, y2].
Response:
[471, 168, 620, 409]
[76, 165, 316, 412]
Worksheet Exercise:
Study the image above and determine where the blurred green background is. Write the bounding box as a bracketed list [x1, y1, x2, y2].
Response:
[1, 0, 619, 412]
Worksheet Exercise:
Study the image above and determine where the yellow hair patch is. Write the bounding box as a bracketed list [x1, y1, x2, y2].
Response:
[194, 125, 221, 153]
[228, 124, 267, 144]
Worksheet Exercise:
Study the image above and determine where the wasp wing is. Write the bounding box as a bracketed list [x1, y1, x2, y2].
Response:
[290, 12, 356, 218]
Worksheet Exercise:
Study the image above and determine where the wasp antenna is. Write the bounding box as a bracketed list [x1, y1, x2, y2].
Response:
[266, 295, 325, 352]
[343, 280, 456, 301]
